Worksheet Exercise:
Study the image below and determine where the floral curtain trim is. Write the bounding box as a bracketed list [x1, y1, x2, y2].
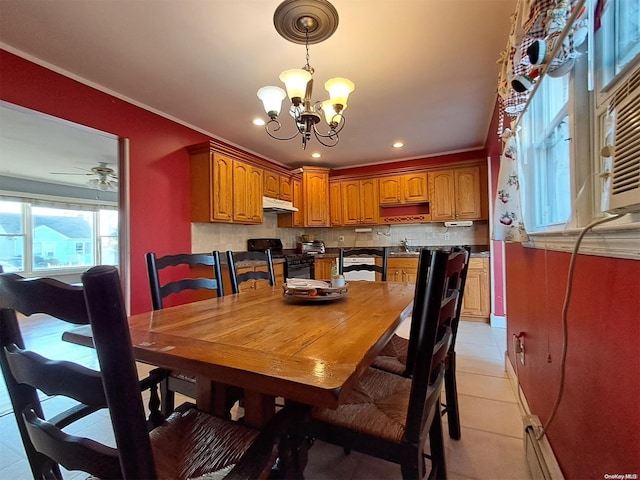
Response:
[493, 128, 530, 242]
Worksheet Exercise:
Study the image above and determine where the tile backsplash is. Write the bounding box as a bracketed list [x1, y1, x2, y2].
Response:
[192, 213, 489, 253]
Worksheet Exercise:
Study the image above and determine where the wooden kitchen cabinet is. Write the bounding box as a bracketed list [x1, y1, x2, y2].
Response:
[277, 176, 303, 228]
[379, 173, 428, 205]
[314, 257, 336, 280]
[302, 167, 330, 227]
[341, 178, 379, 225]
[387, 257, 419, 283]
[264, 171, 293, 201]
[460, 256, 490, 320]
[221, 261, 284, 293]
[232, 160, 263, 224]
[189, 147, 234, 223]
[429, 166, 484, 221]
[329, 181, 342, 226]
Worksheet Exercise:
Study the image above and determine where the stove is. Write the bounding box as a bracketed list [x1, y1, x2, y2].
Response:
[247, 238, 315, 279]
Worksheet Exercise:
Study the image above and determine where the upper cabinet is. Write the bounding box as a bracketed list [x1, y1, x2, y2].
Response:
[429, 166, 486, 221]
[341, 178, 379, 225]
[277, 176, 303, 228]
[379, 173, 428, 205]
[302, 167, 330, 227]
[189, 141, 264, 224]
[329, 180, 342, 226]
[189, 146, 234, 223]
[264, 171, 293, 201]
[232, 160, 263, 224]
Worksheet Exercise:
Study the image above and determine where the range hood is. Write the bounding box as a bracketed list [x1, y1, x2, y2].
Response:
[262, 196, 298, 213]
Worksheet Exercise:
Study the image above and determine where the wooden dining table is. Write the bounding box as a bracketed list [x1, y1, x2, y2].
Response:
[67, 281, 416, 427]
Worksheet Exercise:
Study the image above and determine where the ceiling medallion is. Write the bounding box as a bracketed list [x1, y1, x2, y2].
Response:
[257, 0, 354, 149]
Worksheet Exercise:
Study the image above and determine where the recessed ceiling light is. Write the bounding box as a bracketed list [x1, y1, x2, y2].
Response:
[253, 118, 266, 126]
[311, 153, 321, 159]
[393, 142, 404, 148]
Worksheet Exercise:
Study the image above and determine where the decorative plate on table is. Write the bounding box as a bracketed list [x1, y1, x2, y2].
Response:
[283, 279, 349, 303]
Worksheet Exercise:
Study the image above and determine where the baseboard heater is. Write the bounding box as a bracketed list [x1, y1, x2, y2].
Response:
[523, 415, 564, 480]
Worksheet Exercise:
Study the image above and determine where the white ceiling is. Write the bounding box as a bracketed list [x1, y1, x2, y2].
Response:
[0, 0, 515, 185]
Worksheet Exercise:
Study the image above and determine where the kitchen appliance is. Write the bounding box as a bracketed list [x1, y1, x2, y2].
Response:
[297, 240, 325, 255]
[342, 257, 376, 281]
[247, 238, 315, 279]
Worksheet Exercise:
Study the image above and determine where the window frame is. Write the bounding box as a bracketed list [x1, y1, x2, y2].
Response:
[514, 0, 640, 260]
[0, 194, 118, 275]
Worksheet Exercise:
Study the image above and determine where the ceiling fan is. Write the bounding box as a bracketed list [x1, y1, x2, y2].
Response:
[50, 162, 118, 191]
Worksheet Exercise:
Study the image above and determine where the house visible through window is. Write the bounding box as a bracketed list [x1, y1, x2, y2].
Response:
[0, 199, 117, 274]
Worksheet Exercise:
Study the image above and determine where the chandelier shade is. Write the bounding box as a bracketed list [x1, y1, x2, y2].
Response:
[279, 69, 313, 103]
[257, 0, 353, 149]
[257, 86, 287, 117]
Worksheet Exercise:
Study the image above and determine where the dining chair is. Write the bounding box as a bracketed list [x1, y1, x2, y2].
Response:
[338, 246, 389, 281]
[372, 245, 470, 440]
[0, 266, 298, 480]
[145, 250, 226, 415]
[226, 249, 275, 294]
[304, 248, 459, 479]
[0, 271, 166, 479]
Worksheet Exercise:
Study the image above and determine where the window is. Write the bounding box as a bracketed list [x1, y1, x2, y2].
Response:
[0, 198, 117, 274]
[597, 0, 640, 90]
[517, 0, 640, 240]
[520, 75, 572, 231]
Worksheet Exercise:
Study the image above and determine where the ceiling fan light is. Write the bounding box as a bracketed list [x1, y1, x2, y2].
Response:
[324, 77, 354, 107]
[279, 69, 312, 104]
[257, 86, 286, 118]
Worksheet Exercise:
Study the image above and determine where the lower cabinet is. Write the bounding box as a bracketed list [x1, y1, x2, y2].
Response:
[222, 262, 284, 293]
[387, 257, 419, 283]
[315, 257, 336, 280]
[460, 257, 490, 320]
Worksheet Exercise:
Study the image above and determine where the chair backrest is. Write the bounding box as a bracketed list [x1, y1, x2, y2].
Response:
[226, 250, 275, 294]
[403, 249, 461, 444]
[146, 251, 224, 310]
[401, 246, 470, 376]
[0, 273, 96, 479]
[0, 267, 158, 479]
[338, 247, 389, 281]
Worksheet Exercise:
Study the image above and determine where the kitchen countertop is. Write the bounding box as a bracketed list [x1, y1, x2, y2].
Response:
[315, 245, 490, 258]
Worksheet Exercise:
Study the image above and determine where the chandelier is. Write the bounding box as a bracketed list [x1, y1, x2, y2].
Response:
[256, 0, 355, 149]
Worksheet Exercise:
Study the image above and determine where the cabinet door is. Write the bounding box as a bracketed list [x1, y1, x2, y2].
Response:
[329, 181, 342, 226]
[359, 178, 379, 224]
[263, 171, 279, 198]
[273, 263, 285, 287]
[303, 170, 329, 227]
[233, 161, 263, 223]
[248, 166, 264, 223]
[461, 257, 490, 318]
[387, 267, 403, 282]
[279, 175, 292, 201]
[341, 180, 361, 225]
[454, 166, 482, 220]
[429, 170, 455, 221]
[402, 173, 428, 203]
[379, 176, 402, 204]
[314, 258, 335, 280]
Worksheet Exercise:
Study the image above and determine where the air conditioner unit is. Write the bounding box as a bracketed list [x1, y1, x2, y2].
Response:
[602, 67, 640, 215]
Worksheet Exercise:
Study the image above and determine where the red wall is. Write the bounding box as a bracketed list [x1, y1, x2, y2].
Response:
[0, 50, 208, 313]
[505, 243, 640, 478]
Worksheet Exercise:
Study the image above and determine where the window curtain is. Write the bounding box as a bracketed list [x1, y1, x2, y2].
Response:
[492, 128, 529, 242]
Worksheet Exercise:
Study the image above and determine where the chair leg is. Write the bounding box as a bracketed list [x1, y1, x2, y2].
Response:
[428, 395, 447, 480]
[444, 352, 461, 440]
[160, 377, 175, 417]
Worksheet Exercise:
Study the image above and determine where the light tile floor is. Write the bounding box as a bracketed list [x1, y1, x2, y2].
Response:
[0, 317, 531, 479]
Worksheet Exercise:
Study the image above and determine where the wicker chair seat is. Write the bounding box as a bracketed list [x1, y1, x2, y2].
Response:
[150, 407, 262, 480]
[312, 367, 415, 443]
[371, 333, 408, 375]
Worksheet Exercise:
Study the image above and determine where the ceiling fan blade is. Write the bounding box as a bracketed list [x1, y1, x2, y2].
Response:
[50, 172, 93, 175]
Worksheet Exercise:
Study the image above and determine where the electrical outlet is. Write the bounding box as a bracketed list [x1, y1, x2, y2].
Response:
[513, 334, 525, 365]
[338, 235, 344, 242]
[444, 232, 451, 241]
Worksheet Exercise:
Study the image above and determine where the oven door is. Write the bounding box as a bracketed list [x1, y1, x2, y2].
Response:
[285, 261, 314, 280]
